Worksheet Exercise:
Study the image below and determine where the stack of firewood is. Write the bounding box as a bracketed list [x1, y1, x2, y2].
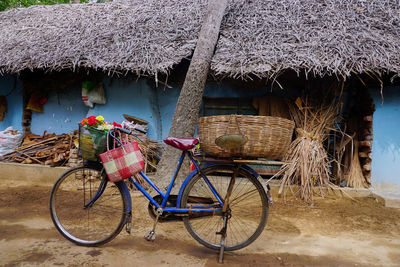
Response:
[359, 115, 373, 184]
[1, 132, 76, 166]
[343, 88, 375, 188]
[2, 127, 163, 171]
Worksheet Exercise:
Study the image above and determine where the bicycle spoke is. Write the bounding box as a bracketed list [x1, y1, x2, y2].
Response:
[229, 189, 260, 207]
[50, 166, 126, 245]
[182, 165, 268, 251]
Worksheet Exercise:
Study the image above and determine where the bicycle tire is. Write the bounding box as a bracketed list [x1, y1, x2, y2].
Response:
[49, 165, 127, 246]
[180, 164, 268, 251]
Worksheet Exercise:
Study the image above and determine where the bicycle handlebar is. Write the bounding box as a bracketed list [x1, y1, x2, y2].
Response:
[110, 127, 143, 143]
[114, 127, 131, 135]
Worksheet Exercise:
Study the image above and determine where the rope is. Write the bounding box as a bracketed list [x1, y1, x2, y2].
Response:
[295, 128, 322, 143]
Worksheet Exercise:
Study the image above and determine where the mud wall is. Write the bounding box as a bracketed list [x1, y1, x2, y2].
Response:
[31, 78, 179, 140]
[0, 74, 175, 140]
[3, 73, 400, 188]
[0, 74, 288, 140]
[370, 85, 400, 188]
[0, 75, 23, 132]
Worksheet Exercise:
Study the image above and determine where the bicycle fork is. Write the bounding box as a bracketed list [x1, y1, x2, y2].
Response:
[120, 181, 133, 234]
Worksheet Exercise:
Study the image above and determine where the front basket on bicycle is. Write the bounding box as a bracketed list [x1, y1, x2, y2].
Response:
[78, 124, 107, 161]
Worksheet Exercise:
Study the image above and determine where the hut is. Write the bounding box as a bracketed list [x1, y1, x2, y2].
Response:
[0, 0, 400, 190]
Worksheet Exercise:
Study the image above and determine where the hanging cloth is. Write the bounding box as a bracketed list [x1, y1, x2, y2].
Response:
[82, 81, 106, 108]
[26, 93, 47, 113]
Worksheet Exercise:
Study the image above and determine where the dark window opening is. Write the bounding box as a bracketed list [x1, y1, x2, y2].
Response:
[200, 97, 258, 117]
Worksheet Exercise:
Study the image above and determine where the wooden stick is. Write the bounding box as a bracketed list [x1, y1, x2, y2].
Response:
[17, 136, 60, 151]
[359, 152, 372, 158]
[363, 116, 373, 122]
[18, 152, 44, 165]
[363, 163, 371, 172]
[359, 141, 372, 147]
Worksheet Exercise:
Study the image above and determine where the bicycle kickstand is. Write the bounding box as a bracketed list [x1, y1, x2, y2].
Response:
[144, 208, 162, 241]
[217, 166, 238, 264]
[216, 215, 229, 264]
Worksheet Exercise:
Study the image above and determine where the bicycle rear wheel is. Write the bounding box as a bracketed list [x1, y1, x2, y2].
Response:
[180, 165, 268, 251]
[49, 165, 127, 246]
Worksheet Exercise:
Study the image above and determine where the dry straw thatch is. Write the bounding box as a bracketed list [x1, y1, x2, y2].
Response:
[0, 0, 207, 75]
[212, 0, 400, 79]
[1, 0, 400, 78]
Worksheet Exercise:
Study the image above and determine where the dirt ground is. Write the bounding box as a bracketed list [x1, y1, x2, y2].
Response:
[1, 181, 400, 267]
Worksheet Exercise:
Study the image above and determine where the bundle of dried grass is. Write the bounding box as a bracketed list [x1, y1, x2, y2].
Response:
[276, 99, 338, 203]
[346, 141, 368, 188]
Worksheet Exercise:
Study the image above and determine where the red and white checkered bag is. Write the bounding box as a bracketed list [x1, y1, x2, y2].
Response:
[99, 132, 144, 182]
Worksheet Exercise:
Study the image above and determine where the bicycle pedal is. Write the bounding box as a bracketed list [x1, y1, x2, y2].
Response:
[144, 231, 156, 241]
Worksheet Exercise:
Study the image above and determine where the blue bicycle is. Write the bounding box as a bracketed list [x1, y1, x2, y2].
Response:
[49, 127, 270, 255]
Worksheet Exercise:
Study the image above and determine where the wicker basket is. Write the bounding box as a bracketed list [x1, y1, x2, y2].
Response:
[198, 115, 295, 159]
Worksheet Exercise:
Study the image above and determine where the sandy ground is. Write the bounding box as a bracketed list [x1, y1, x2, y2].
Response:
[1, 181, 400, 267]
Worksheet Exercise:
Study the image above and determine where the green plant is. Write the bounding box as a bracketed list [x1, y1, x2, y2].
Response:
[0, 0, 90, 12]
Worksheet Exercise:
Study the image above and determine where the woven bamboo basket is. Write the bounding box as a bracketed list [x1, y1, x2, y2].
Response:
[198, 115, 295, 159]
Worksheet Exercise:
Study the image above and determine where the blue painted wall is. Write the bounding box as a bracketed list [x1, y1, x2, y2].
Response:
[29, 77, 180, 140]
[0, 75, 181, 140]
[371, 85, 400, 188]
[3, 72, 400, 188]
[157, 85, 180, 139]
[0, 75, 23, 132]
[0, 75, 297, 139]
[31, 84, 88, 134]
[87, 78, 176, 140]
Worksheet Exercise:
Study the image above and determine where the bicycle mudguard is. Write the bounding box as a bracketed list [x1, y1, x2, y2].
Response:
[119, 181, 132, 223]
[241, 164, 272, 204]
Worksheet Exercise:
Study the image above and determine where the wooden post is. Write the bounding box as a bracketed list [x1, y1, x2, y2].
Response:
[156, 0, 229, 188]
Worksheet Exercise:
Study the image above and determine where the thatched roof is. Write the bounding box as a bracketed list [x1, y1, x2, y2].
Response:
[1, 0, 400, 78]
[0, 0, 207, 75]
[212, 0, 400, 79]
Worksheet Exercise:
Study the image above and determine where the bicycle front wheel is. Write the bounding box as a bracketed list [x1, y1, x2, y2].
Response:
[49, 166, 127, 246]
[180, 165, 268, 251]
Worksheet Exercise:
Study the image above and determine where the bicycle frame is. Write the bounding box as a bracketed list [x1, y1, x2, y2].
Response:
[97, 128, 262, 216]
[125, 150, 224, 214]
